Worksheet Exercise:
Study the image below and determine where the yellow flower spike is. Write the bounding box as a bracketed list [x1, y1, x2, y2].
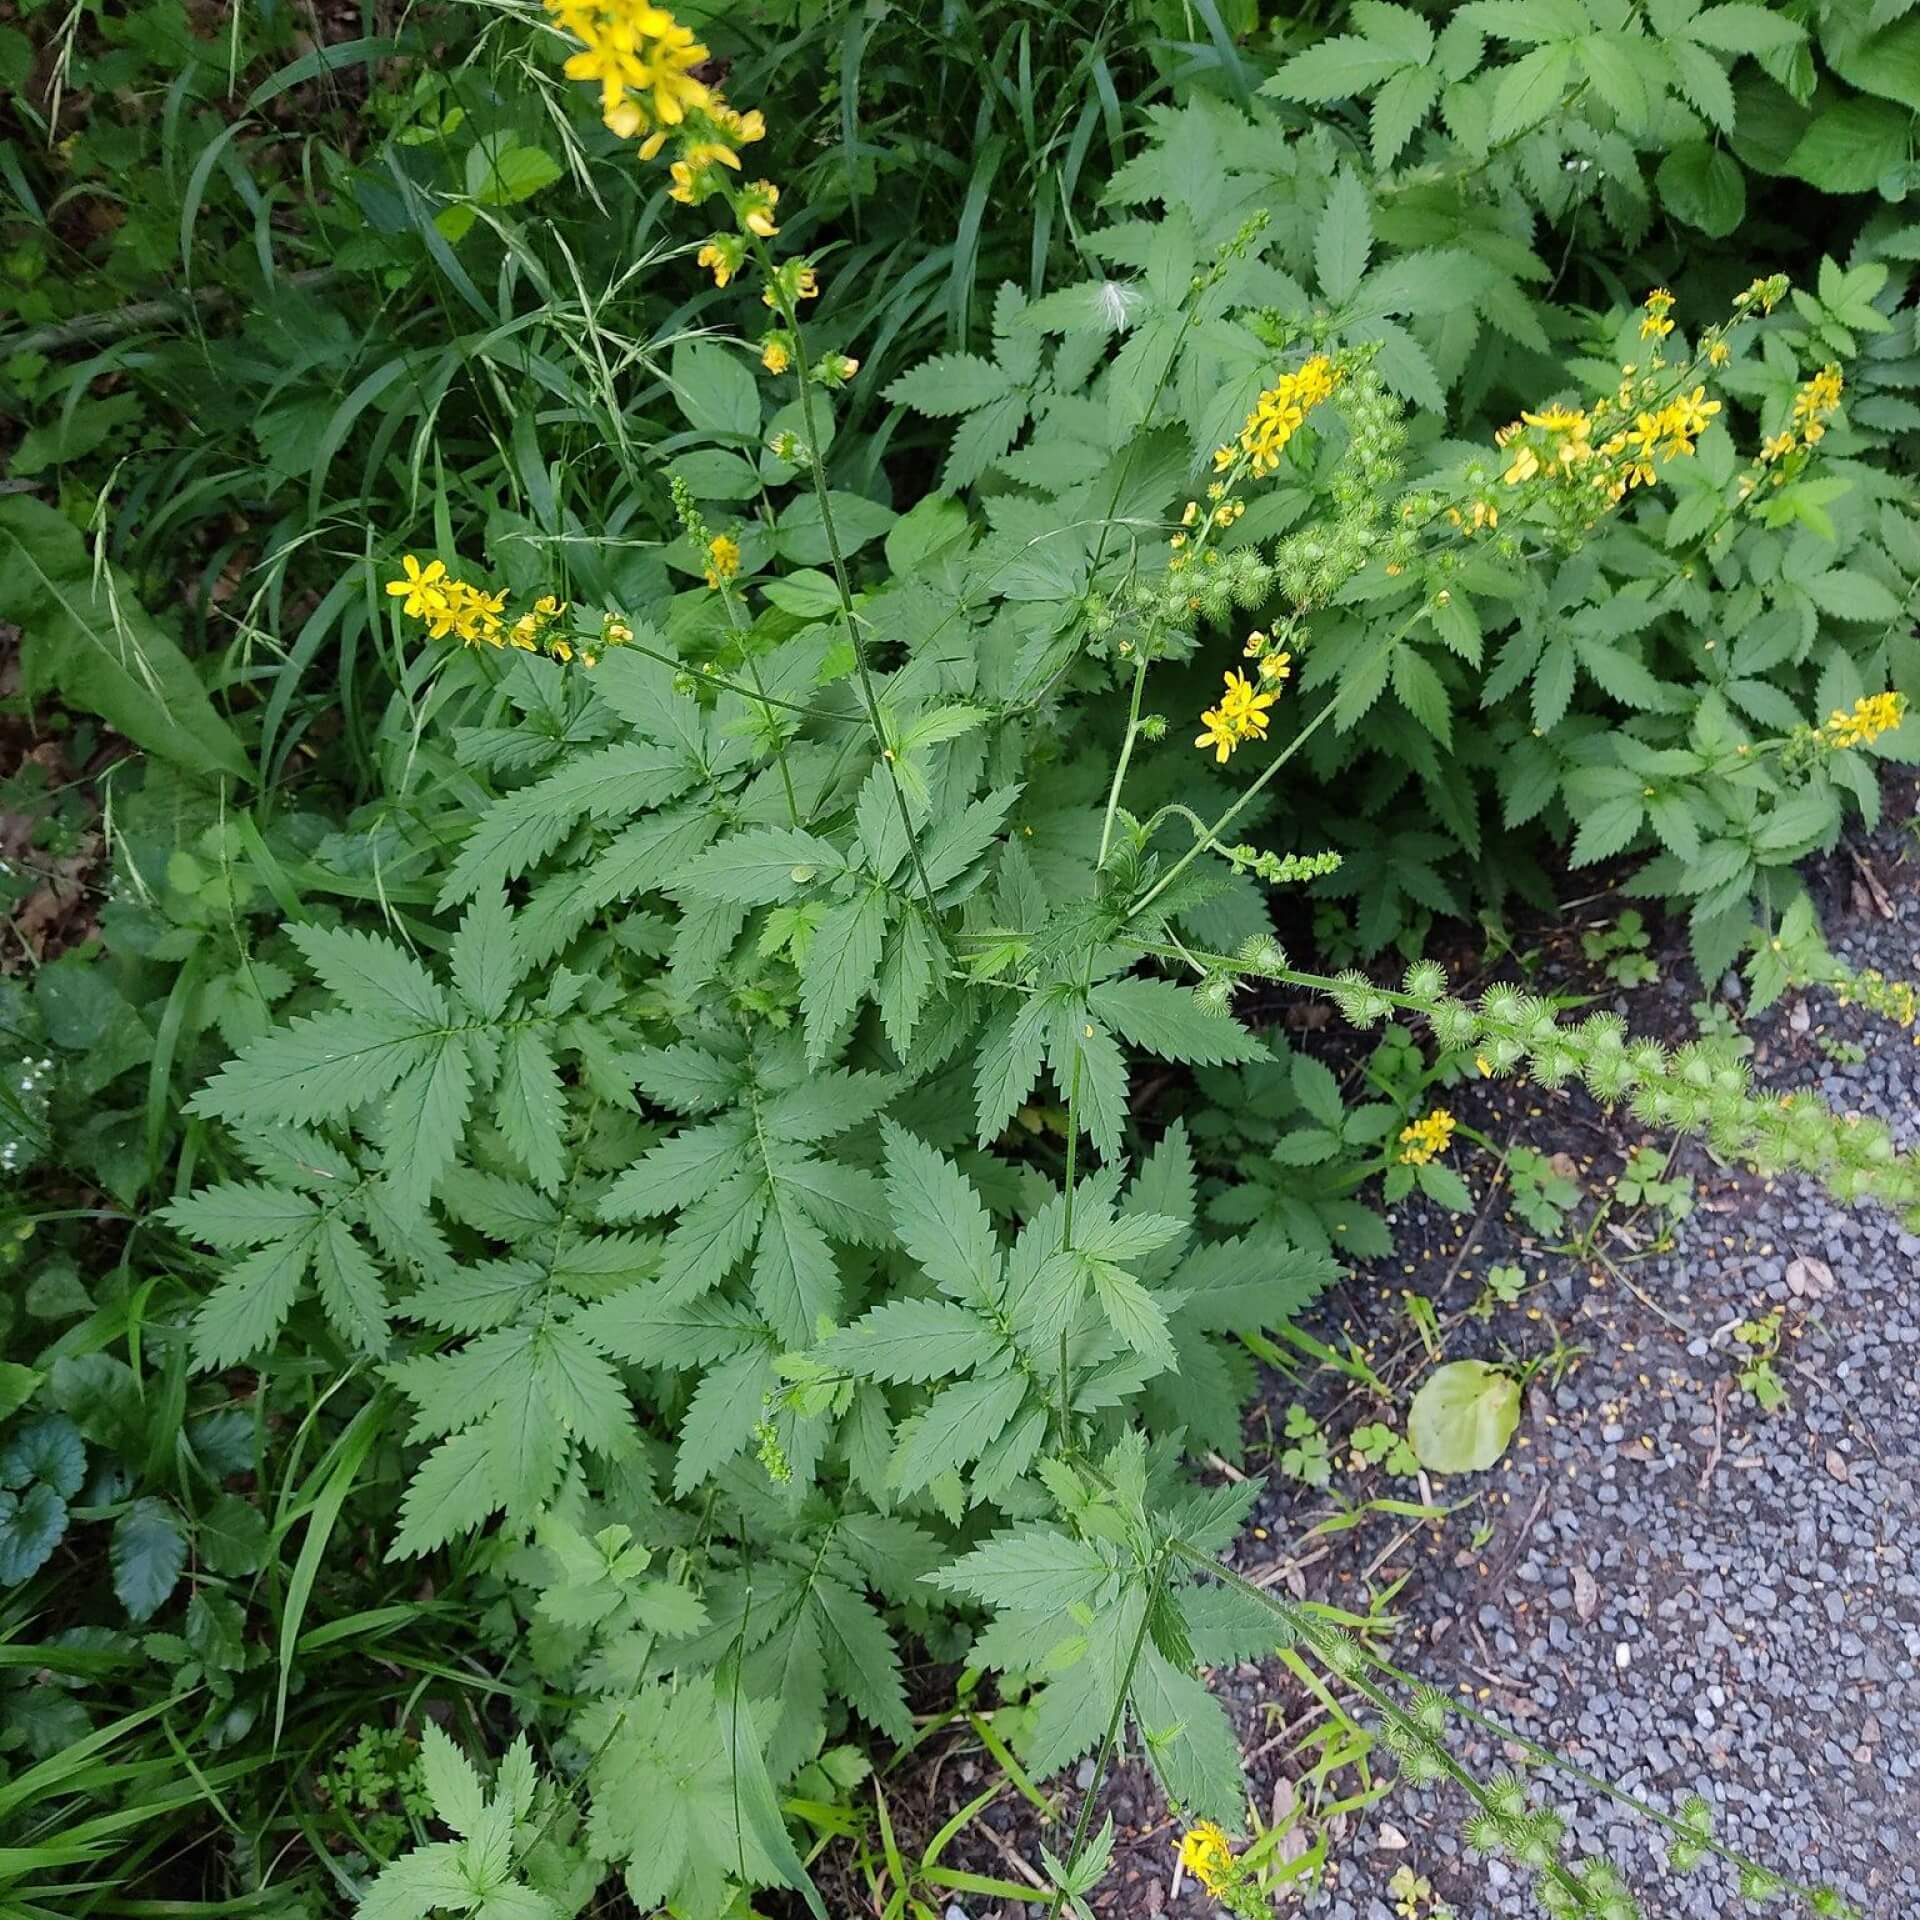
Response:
[546, 0, 717, 145]
[1398, 1107, 1456, 1166]
[704, 532, 742, 589]
[1824, 692, 1905, 749]
[1176, 1822, 1236, 1897]
[1520, 404, 1588, 434]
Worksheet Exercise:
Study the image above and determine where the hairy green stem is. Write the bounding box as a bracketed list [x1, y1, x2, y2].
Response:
[746, 228, 945, 930]
[1042, 1544, 1169, 1920]
[1097, 655, 1150, 870]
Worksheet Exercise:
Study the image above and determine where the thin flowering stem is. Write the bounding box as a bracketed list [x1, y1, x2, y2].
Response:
[1097, 655, 1150, 870]
[1125, 683, 1354, 921]
[742, 227, 947, 935]
[617, 633, 858, 725]
[709, 573, 800, 826]
[1041, 1543, 1170, 1920]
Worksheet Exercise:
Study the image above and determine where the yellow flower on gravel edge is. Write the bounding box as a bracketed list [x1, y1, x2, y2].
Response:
[1176, 1820, 1236, 1896]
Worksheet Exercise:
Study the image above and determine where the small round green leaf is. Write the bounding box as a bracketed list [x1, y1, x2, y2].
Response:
[1408, 1360, 1521, 1474]
[0, 1414, 87, 1498]
[0, 1484, 69, 1584]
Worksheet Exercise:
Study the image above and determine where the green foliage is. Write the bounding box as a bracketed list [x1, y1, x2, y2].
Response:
[891, 66, 1920, 977]
[1507, 1143, 1585, 1238]
[4, 3, 1915, 1917]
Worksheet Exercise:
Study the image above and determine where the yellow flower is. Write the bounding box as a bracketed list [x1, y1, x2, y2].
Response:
[761, 261, 820, 309]
[1825, 692, 1905, 749]
[1398, 1107, 1456, 1165]
[1194, 669, 1280, 762]
[1708, 338, 1731, 368]
[1666, 385, 1720, 442]
[704, 533, 742, 588]
[739, 179, 780, 238]
[761, 332, 793, 375]
[1218, 666, 1277, 729]
[448, 583, 508, 645]
[711, 102, 765, 146]
[1639, 287, 1675, 340]
[547, 0, 716, 144]
[1760, 430, 1796, 463]
[1520, 405, 1587, 433]
[696, 236, 743, 287]
[385, 554, 448, 620]
[1503, 444, 1540, 486]
[1176, 1821, 1235, 1897]
[1258, 649, 1293, 683]
[1792, 364, 1844, 444]
[1237, 354, 1339, 476]
[1194, 707, 1239, 763]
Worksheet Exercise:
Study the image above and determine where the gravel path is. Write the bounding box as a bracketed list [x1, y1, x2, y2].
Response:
[942, 801, 1920, 1920]
[1240, 806, 1920, 1920]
